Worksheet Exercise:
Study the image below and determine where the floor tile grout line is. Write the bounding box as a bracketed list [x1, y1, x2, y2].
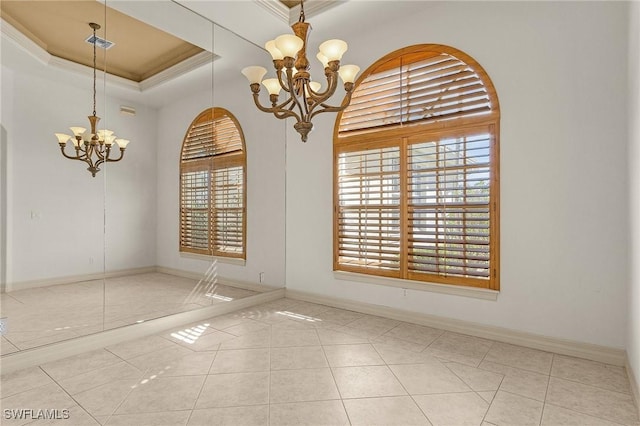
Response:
[441, 359, 505, 417]
[368, 341, 433, 425]
[477, 338, 495, 367]
[185, 347, 220, 425]
[548, 375, 637, 397]
[474, 357, 551, 376]
[318, 338, 353, 426]
[37, 365, 105, 426]
[2, 334, 21, 349]
[539, 402, 548, 426]
[479, 368, 505, 425]
[542, 401, 630, 426]
[0, 367, 60, 401]
[55, 361, 145, 397]
[39, 350, 125, 384]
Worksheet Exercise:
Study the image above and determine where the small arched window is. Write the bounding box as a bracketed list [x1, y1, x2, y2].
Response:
[334, 45, 500, 290]
[180, 108, 246, 259]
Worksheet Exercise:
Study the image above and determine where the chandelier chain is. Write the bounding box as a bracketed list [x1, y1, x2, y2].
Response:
[92, 24, 97, 117]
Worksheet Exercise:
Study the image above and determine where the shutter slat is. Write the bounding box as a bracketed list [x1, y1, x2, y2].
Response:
[339, 50, 495, 135]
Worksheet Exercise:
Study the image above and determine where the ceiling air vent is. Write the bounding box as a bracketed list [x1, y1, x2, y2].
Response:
[85, 34, 115, 50]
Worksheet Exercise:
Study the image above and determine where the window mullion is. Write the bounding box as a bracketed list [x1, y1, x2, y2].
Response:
[400, 137, 408, 279]
[489, 123, 499, 290]
[209, 161, 215, 256]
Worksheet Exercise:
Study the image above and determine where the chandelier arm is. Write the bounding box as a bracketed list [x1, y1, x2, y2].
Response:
[95, 145, 109, 169]
[251, 93, 302, 122]
[288, 83, 308, 124]
[276, 69, 292, 94]
[273, 108, 300, 120]
[78, 143, 88, 154]
[59, 146, 83, 160]
[300, 80, 313, 118]
[307, 71, 338, 100]
[105, 148, 125, 162]
[274, 110, 300, 121]
[95, 144, 106, 161]
[309, 92, 355, 121]
[304, 75, 339, 119]
[272, 94, 297, 111]
[86, 145, 97, 167]
[309, 103, 348, 120]
[315, 72, 340, 104]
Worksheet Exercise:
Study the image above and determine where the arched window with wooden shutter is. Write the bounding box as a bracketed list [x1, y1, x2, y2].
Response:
[180, 108, 246, 259]
[334, 44, 500, 290]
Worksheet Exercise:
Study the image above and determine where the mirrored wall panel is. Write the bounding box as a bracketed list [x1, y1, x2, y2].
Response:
[0, 0, 286, 355]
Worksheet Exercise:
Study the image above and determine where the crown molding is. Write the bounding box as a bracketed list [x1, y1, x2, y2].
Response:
[139, 51, 215, 91]
[255, 0, 291, 23]
[1, 18, 50, 65]
[254, 0, 346, 25]
[287, 1, 345, 25]
[2, 17, 214, 94]
[48, 55, 141, 91]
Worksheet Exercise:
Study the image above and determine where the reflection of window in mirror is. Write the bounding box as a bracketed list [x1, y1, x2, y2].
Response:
[179, 108, 247, 260]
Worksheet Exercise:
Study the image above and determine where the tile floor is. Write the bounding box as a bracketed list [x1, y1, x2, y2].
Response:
[0, 297, 638, 425]
[0, 273, 258, 352]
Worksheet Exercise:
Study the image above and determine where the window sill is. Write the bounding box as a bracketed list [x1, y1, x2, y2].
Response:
[333, 271, 499, 301]
[180, 252, 246, 266]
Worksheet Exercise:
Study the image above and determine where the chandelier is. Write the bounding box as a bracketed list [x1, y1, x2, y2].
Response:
[241, 0, 359, 142]
[55, 22, 130, 177]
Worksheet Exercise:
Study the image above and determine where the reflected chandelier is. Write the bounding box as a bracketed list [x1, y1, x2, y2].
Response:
[241, 0, 359, 142]
[55, 22, 130, 177]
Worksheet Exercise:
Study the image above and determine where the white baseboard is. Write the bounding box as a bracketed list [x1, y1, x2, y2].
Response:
[5, 266, 157, 292]
[285, 288, 626, 366]
[627, 355, 640, 420]
[156, 266, 282, 293]
[4, 266, 282, 294]
[0, 288, 285, 374]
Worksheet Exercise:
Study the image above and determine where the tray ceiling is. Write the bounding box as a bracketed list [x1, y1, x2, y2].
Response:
[0, 0, 204, 82]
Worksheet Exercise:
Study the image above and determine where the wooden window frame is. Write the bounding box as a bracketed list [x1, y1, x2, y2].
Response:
[333, 45, 500, 290]
[179, 108, 247, 259]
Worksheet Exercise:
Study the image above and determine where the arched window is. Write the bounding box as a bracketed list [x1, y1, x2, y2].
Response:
[180, 108, 246, 259]
[334, 45, 500, 290]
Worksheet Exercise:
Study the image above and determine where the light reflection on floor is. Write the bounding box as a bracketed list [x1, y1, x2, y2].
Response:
[0, 272, 258, 354]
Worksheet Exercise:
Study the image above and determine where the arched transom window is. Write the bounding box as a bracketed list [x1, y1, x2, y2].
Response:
[334, 45, 500, 290]
[180, 107, 246, 259]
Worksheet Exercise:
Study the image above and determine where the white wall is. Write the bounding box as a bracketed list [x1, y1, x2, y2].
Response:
[3, 65, 158, 287]
[286, 1, 630, 348]
[628, 0, 640, 394]
[155, 69, 287, 288]
[1, 66, 14, 292]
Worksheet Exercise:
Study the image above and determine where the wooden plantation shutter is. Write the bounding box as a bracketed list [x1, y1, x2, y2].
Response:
[339, 50, 493, 135]
[212, 163, 244, 256]
[180, 168, 210, 253]
[180, 108, 246, 258]
[337, 145, 401, 274]
[334, 45, 500, 290]
[407, 131, 493, 284]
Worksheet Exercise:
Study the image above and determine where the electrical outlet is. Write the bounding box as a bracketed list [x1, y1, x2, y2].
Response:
[259, 272, 265, 283]
[89, 257, 94, 264]
[403, 288, 407, 297]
